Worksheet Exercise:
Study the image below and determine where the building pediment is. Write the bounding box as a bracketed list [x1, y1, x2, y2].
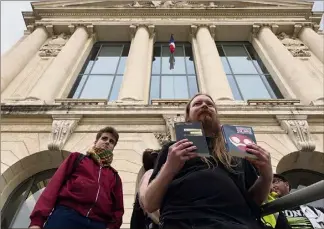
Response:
[31, 0, 313, 9]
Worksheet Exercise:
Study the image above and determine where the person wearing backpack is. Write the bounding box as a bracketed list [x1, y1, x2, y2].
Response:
[29, 126, 124, 229]
[142, 93, 273, 229]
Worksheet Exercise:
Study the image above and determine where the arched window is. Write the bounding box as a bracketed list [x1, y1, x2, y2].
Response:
[1, 169, 56, 229]
[282, 169, 324, 209]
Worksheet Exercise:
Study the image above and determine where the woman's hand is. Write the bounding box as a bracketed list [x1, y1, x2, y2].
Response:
[245, 143, 273, 181]
[164, 139, 198, 175]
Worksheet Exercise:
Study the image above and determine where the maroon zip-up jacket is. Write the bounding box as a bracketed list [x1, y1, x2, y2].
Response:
[29, 152, 124, 229]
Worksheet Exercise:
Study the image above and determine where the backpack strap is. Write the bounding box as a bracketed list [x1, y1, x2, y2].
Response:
[63, 153, 86, 185]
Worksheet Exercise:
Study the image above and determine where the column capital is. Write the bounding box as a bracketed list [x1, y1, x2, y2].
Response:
[129, 24, 155, 39]
[34, 23, 54, 36]
[26, 24, 48, 34]
[190, 25, 198, 38]
[303, 22, 320, 32]
[147, 24, 155, 38]
[209, 25, 216, 40]
[68, 24, 94, 36]
[26, 24, 35, 34]
[190, 24, 216, 39]
[313, 23, 320, 32]
[252, 23, 279, 37]
[45, 25, 54, 37]
[292, 23, 303, 38]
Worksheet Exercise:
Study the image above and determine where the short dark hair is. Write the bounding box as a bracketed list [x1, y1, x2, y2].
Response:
[273, 174, 291, 190]
[96, 126, 119, 144]
[142, 149, 159, 171]
[273, 174, 289, 183]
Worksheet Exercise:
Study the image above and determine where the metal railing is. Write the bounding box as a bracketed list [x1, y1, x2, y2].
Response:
[261, 180, 324, 216]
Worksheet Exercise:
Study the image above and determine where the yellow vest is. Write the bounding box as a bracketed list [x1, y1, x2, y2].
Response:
[262, 192, 279, 228]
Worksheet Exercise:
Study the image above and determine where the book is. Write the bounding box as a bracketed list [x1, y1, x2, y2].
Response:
[174, 122, 210, 157]
[221, 124, 258, 159]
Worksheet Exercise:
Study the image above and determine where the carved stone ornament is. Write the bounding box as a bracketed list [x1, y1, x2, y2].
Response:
[277, 32, 311, 58]
[100, 1, 235, 8]
[163, 114, 186, 128]
[39, 33, 70, 57]
[280, 120, 316, 152]
[48, 117, 81, 151]
[154, 132, 172, 146]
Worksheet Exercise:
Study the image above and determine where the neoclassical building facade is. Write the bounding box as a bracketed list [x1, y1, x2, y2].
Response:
[1, 0, 324, 228]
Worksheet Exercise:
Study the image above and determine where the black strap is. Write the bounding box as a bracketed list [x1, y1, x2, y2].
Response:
[62, 153, 86, 186]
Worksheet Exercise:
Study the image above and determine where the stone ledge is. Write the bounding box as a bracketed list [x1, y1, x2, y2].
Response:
[247, 99, 301, 106]
[55, 98, 108, 105]
[151, 99, 189, 106]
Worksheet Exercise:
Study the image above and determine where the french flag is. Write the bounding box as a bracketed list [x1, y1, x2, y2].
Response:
[169, 34, 175, 69]
[169, 34, 175, 53]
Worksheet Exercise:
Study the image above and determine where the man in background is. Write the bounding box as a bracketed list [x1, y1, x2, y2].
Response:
[272, 174, 324, 229]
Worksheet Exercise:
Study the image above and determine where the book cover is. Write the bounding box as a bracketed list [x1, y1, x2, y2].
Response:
[174, 122, 210, 157]
[221, 124, 258, 159]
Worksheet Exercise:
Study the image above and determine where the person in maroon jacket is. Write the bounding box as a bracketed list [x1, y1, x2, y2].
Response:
[29, 126, 124, 229]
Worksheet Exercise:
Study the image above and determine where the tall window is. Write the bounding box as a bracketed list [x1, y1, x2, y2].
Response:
[150, 43, 199, 101]
[1, 169, 56, 229]
[217, 42, 283, 100]
[69, 43, 130, 101]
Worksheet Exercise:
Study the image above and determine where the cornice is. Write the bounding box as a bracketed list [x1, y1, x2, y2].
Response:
[31, 8, 310, 19]
[1, 103, 324, 116]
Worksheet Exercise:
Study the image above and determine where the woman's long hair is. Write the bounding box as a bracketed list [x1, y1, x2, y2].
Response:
[185, 93, 237, 171]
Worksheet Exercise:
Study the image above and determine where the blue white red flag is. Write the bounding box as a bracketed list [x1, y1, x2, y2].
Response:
[169, 34, 175, 70]
[169, 34, 175, 54]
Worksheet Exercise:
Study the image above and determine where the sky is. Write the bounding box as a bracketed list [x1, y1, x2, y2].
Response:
[1, 0, 324, 55]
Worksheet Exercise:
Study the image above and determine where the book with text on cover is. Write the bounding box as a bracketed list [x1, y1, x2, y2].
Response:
[221, 124, 258, 159]
[174, 122, 210, 157]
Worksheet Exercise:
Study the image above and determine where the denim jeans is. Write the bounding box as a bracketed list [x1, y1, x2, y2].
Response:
[44, 205, 106, 229]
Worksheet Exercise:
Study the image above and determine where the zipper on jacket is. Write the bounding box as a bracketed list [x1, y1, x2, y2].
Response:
[86, 166, 102, 217]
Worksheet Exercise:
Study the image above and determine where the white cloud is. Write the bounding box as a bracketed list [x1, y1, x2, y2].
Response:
[1, 1, 33, 55]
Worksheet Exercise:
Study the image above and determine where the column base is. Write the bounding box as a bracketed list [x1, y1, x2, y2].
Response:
[214, 97, 236, 105]
[3, 96, 46, 105]
[116, 97, 145, 105]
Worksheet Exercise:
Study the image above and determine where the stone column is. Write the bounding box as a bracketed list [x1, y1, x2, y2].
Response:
[29, 25, 91, 102]
[253, 25, 323, 105]
[118, 25, 153, 103]
[193, 25, 234, 101]
[1, 26, 48, 92]
[298, 26, 324, 63]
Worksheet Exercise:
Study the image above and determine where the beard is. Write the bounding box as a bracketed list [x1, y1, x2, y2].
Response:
[197, 111, 220, 136]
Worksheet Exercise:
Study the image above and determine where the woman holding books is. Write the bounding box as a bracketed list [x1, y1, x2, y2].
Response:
[142, 93, 273, 229]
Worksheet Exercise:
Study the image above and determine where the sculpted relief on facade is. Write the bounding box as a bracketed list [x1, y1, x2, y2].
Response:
[39, 33, 70, 58]
[153, 114, 187, 145]
[280, 119, 316, 152]
[48, 116, 81, 151]
[154, 132, 171, 146]
[277, 32, 311, 58]
[86, 1, 235, 8]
